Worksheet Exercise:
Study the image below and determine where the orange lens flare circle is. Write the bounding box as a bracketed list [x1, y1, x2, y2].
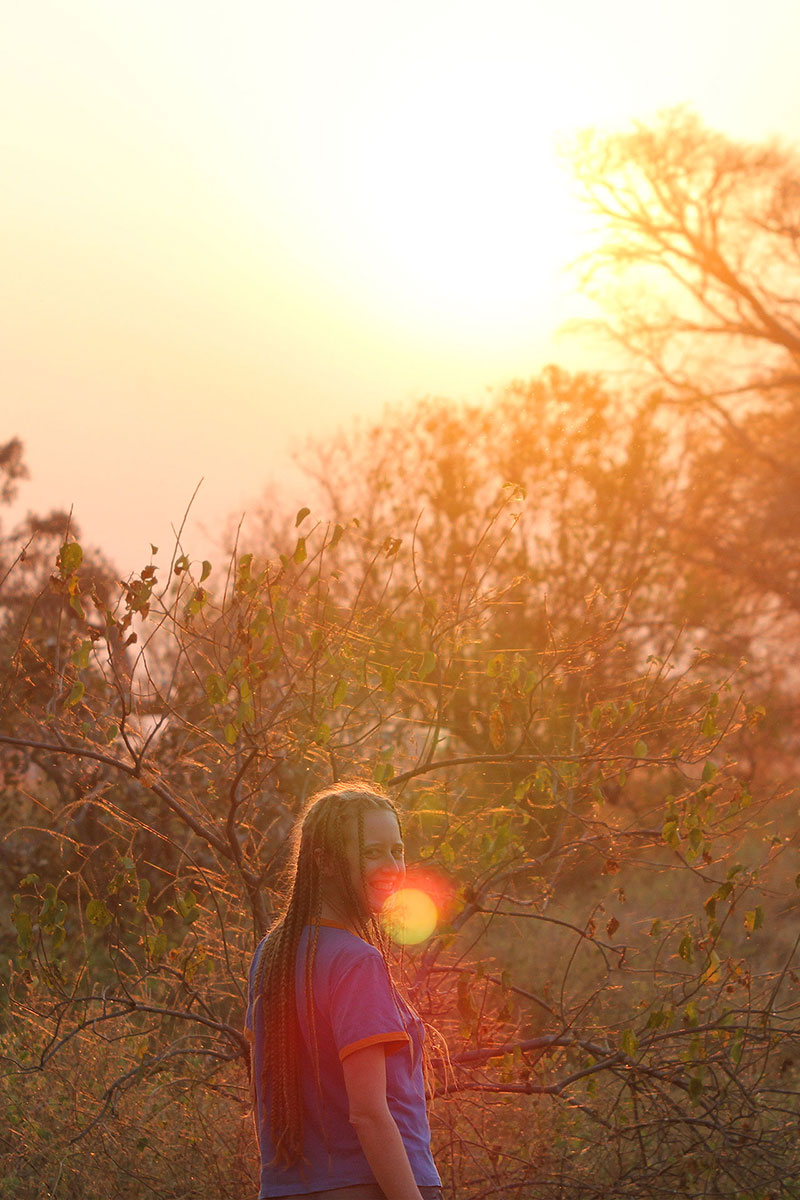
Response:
[380, 887, 438, 946]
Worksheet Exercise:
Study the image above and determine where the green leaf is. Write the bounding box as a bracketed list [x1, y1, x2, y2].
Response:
[293, 537, 307, 564]
[744, 906, 764, 933]
[702, 949, 722, 985]
[381, 665, 397, 695]
[662, 818, 679, 850]
[12, 909, 33, 952]
[329, 522, 344, 549]
[678, 933, 694, 962]
[701, 760, 718, 783]
[315, 722, 332, 746]
[176, 890, 199, 923]
[487, 655, 504, 678]
[514, 776, 532, 801]
[522, 670, 537, 694]
[295, 506, 311, 527]
[489, 707, 506, 749]
[186, 587, 207, 616]
[252, 606, 270, 638]
[40, 883, 66, 930]
[332, 679, 348, 709]
[620, 1029, 638, 1057]
[66, 680, 85, 707]
[205, 673, 226, 705]
[86, 898, 113, 928]
[59, 541, 83, 575]
[633, 739, 647, 758]
[688, 1075, 704, 1104]
[136, 879, 151, 911]
[146, 932, 167, 961]
[224, 723, 239, 745]
[200, 560, 212, 582]
[224, 657, 243, 684]
[702, 711, 717, 737]
[419, 650, 436, 680]
[71, 641, 91, 669]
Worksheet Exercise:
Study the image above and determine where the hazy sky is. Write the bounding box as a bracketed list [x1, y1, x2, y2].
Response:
[4, 0, 800, 570]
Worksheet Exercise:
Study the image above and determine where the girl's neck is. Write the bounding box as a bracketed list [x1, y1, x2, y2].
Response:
[318, 895, 373, 937]
[318, 896, 357, 933]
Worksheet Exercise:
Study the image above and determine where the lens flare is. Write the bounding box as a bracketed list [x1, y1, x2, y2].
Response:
[405, 866, 457, 922]
[380, 887, 438, 945]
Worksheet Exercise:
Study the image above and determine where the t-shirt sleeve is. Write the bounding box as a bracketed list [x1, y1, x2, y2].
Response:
[328, 945, 410, 1062]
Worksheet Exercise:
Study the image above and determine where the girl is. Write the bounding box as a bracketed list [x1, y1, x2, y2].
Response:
[246, 780, 442, 1200]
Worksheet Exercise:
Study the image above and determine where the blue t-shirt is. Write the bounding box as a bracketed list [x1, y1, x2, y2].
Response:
[246, 923, 441, 1198]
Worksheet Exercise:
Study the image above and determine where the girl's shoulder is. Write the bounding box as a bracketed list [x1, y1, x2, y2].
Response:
[304, 921, 381, 958]
[302, 923, 389, 985]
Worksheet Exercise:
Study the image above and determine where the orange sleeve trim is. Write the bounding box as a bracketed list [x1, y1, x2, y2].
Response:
[339, 1031, 410, 1062]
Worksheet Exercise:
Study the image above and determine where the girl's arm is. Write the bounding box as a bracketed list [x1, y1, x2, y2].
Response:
[342, 1044, 425, 1200]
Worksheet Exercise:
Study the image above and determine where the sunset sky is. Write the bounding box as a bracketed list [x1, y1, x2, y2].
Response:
[4, 0, 800, 570]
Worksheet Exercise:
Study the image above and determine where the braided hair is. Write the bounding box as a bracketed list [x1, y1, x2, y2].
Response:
[252, 780, 403, 1167]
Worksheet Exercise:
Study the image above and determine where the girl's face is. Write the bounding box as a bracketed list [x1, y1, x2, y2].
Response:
[343, 807, 406, 915]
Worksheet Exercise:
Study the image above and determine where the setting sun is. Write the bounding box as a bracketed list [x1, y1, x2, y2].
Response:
[311, 60, 587, 333]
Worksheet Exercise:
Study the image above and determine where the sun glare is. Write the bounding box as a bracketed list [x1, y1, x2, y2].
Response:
[381, 888, 439, 946]
[298, 59, 588, 336]
[217, 17, 591, 342]
[380, 867, 457, 946]
[353, 84, 583, 330]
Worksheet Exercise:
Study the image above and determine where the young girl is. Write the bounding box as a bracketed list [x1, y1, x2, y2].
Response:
[246, 780, 442, 1200]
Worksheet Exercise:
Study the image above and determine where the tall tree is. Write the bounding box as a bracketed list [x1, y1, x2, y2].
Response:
[571, 110, 800, 624]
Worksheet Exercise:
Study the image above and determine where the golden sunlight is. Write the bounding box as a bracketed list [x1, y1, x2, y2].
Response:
[206, 8, 594, 343]
[9, 0, 800, 565]
[340, 66, 586, 332]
